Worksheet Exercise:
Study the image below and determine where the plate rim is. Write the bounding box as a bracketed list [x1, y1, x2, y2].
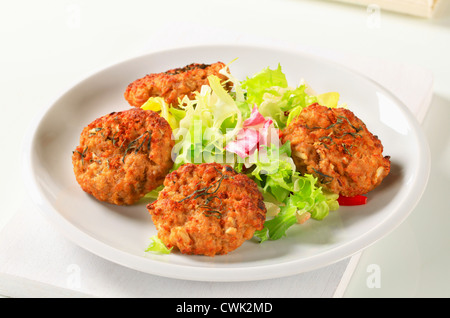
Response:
[21, 43, 431, 282]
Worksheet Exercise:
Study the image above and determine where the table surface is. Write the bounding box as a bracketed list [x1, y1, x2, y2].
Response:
[1, 0, 449, 298]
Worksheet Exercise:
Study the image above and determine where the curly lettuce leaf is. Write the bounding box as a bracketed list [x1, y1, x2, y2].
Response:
[245, 142, 339, 242]
[258, 85, 318, 126]
[145, 236, 173, 254]
[254, 173, 339, 242]
[240, 64, 342, 129]
[240, 64, 318, 129]
[248, 142, 295, 203]
[241, 63, 288, 106]
[171, 75, 243, 169]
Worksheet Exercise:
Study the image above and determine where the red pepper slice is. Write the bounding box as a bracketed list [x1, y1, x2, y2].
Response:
[338, 195, 368, 206]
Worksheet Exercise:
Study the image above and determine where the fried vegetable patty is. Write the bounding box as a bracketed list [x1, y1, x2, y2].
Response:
[72, 108, 174, 205]
[124, 62, 232, 108]
[146, 163, 267, 256]
[281, 103, 391, 197]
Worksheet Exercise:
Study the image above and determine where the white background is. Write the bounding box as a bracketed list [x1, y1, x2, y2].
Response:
[1, 0, 449, 297]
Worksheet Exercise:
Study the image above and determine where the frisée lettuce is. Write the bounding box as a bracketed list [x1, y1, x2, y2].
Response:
[227, 103, 339, 242]
[142, 61, 341, 249]
[241, 64, 316, 129]
[236, 140, 339, 242]
[170, 75, 244, 169]
[145, 235, 173, 254]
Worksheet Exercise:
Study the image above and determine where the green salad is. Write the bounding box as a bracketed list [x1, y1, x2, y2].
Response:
[142, 61, 341, 249]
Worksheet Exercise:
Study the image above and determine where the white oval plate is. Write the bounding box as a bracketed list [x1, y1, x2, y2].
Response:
[23, 45, 430, 282]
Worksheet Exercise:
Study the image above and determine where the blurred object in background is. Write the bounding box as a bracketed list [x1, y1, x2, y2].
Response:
[329, 0, 442, 18]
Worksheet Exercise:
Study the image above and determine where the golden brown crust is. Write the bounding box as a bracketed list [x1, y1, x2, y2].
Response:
[281, 103, 390, 197]
[72, 108, 174, 205]
[124, 62, 232, 108]
[147, 163, 266, 257]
